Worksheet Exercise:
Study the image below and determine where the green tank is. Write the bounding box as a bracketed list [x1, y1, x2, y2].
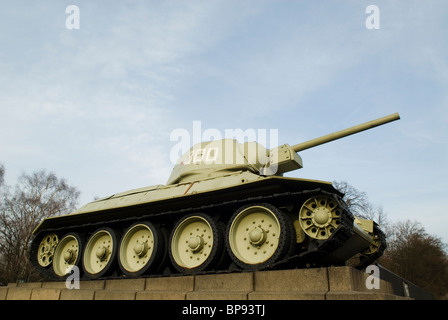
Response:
[29, 113, 400, 280]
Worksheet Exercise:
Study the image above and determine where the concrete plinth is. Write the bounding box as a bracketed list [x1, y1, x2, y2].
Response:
[0, 266, 416, 300]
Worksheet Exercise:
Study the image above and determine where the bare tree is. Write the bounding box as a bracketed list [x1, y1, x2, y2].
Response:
[333, 180, 389, 230]
[0, 168, 80, 284]
[333, 181, 369, 216]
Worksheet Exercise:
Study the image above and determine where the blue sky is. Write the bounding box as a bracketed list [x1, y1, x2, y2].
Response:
[1, 1, 447, 242]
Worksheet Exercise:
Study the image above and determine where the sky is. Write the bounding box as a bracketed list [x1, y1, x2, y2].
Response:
[1, 1, 447, 243]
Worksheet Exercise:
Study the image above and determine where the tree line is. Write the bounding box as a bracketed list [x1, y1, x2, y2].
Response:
[0, 164, 447, 298]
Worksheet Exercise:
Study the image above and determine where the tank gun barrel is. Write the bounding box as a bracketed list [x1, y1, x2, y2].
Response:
[291, 112, 400, 153]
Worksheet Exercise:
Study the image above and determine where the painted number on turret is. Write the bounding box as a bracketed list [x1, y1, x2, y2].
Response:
[183, 147, 219, 165]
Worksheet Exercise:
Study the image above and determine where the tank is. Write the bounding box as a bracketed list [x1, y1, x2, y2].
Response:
[29, 113, 400, 281]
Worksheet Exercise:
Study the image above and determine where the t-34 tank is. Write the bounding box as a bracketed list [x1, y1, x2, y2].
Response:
[30, 113, 400, 280]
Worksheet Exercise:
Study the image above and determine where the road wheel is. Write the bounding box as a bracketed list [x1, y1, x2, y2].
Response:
[226, 203, 294, 270]
[169, 213, 224, 274]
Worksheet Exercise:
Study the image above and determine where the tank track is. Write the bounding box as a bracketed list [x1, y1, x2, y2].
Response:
[29, 188, 362, 281]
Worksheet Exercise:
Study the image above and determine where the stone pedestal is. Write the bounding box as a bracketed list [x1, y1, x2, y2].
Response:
[0, 266, 412, 300]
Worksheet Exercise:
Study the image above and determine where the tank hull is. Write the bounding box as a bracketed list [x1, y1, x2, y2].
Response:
[29, 173, 385, 281]
[33, 174, 336, 232]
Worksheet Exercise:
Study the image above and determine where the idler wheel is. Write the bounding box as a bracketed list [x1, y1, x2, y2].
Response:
[37, 233, 59, 267]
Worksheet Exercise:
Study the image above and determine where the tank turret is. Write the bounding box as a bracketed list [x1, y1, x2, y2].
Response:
[168, 113, 400, 183]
